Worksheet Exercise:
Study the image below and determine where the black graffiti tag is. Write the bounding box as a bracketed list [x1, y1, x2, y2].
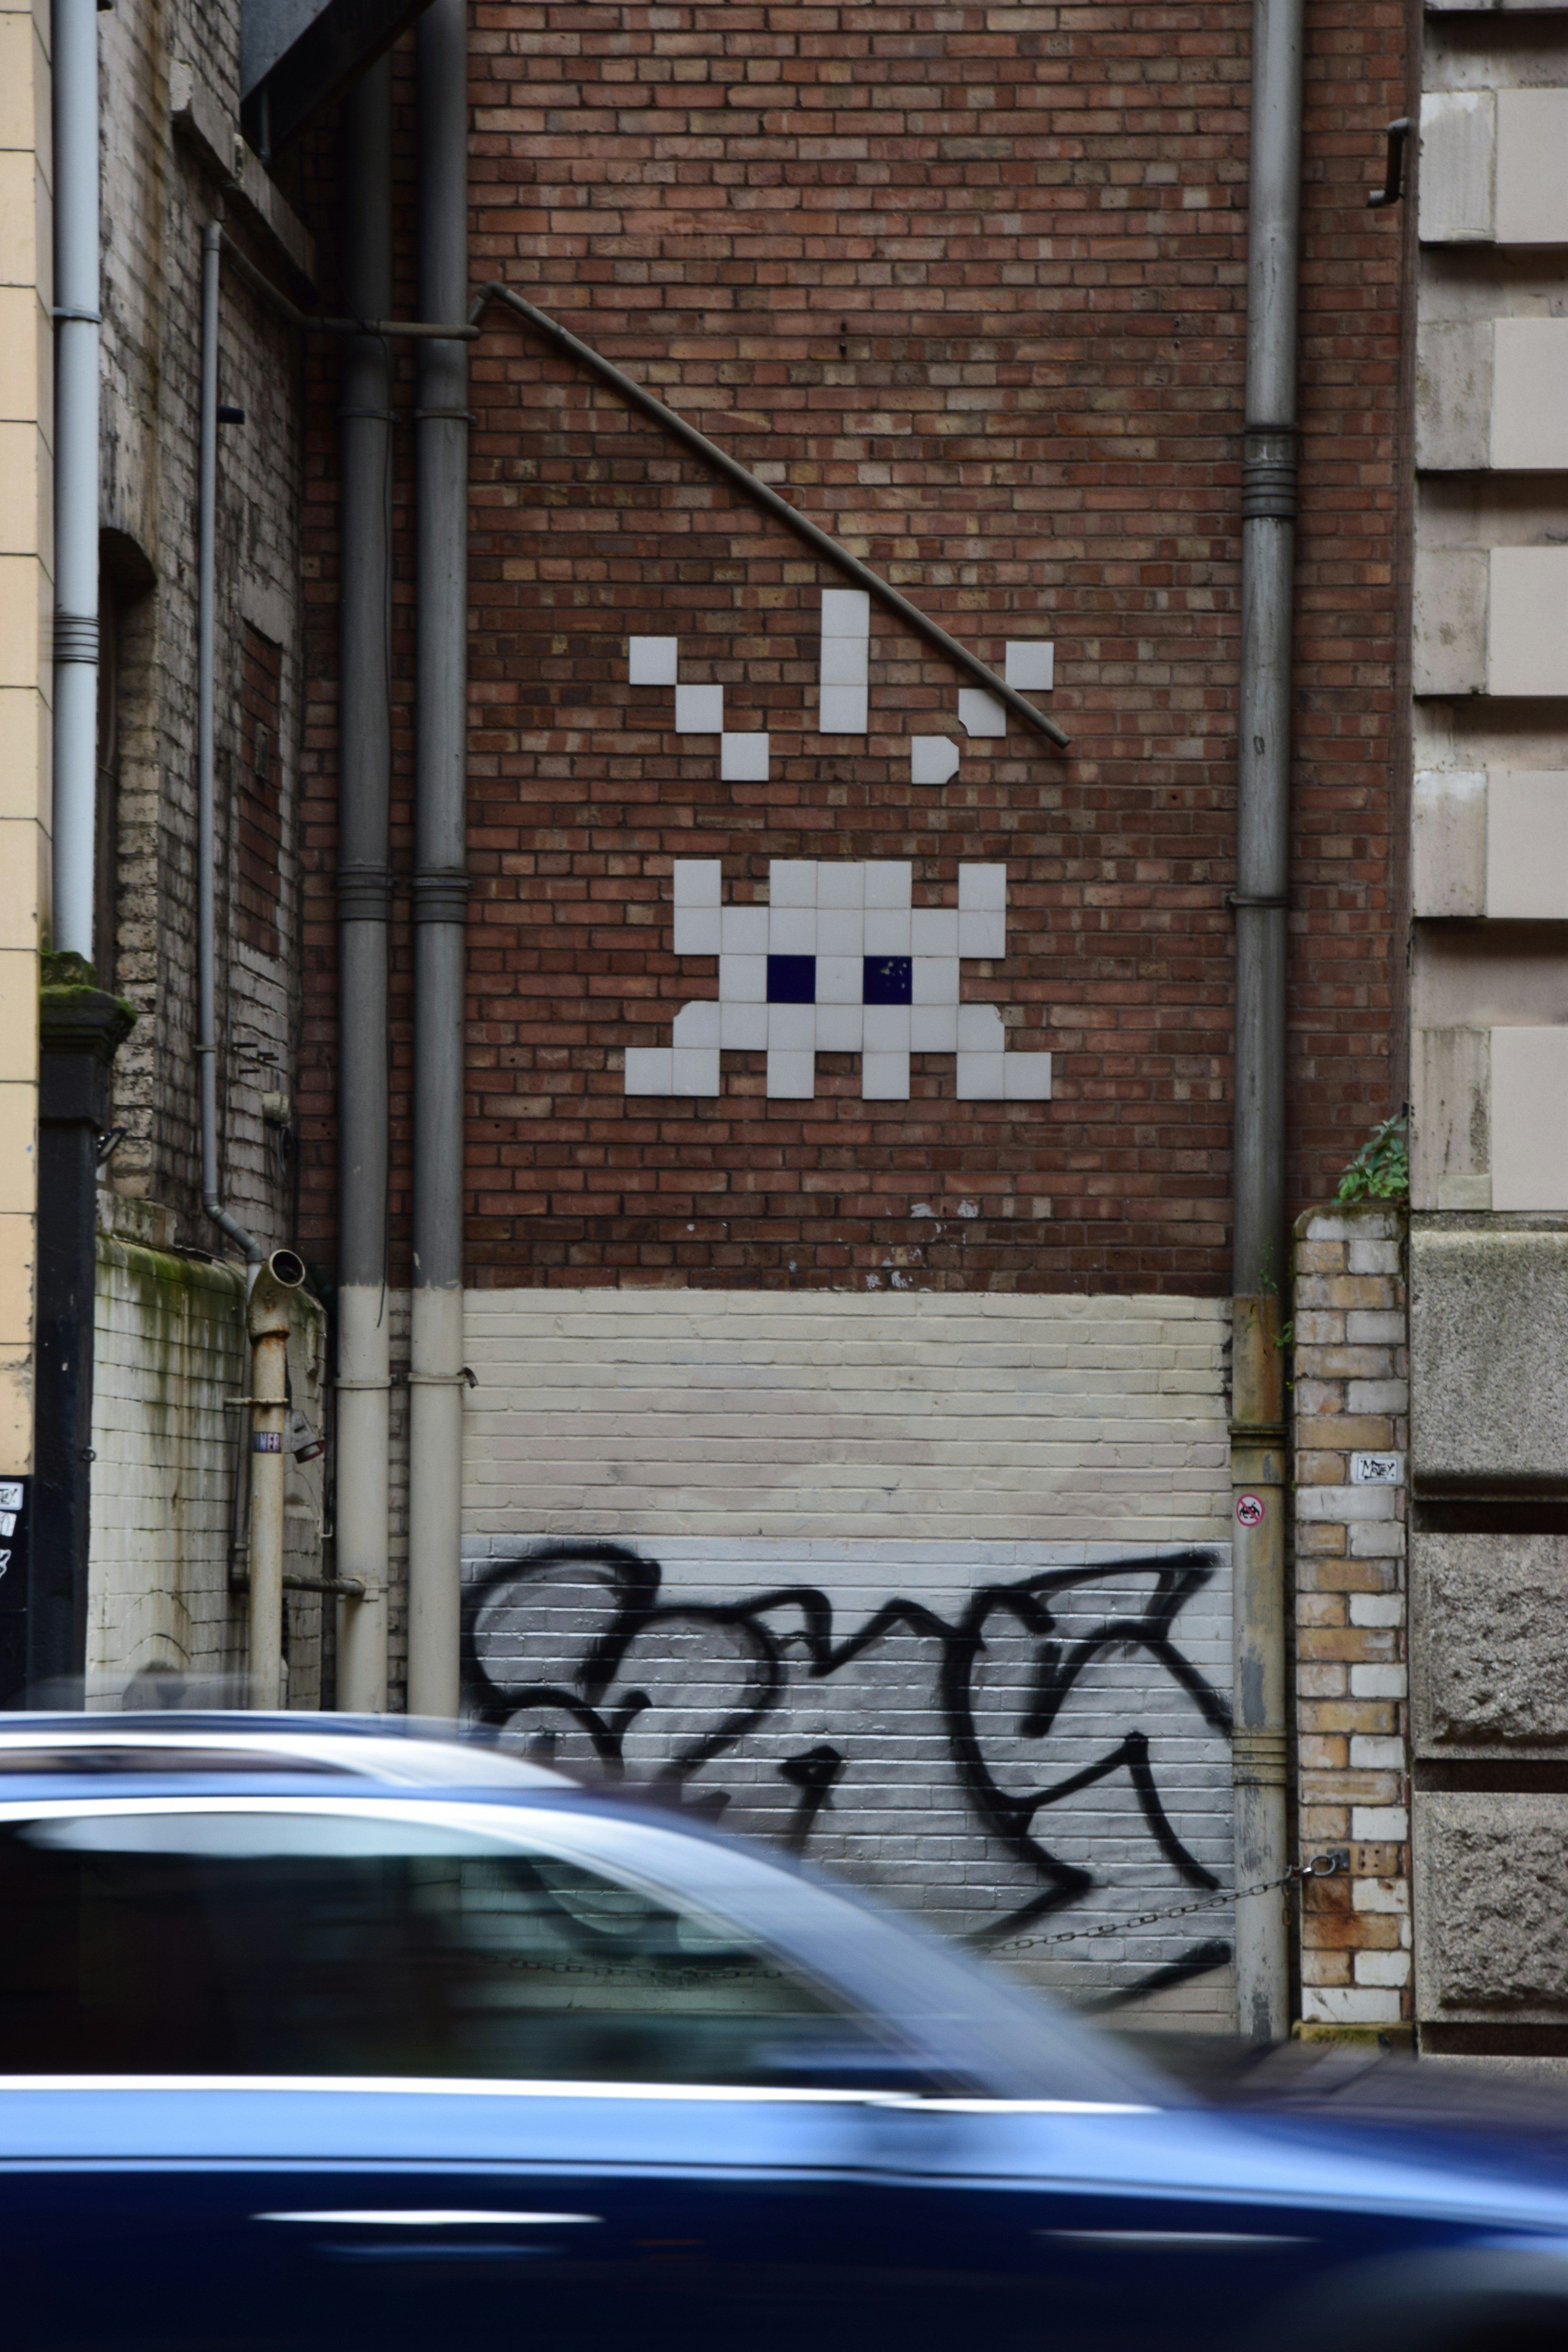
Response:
[461, 1543, 1234, 2008]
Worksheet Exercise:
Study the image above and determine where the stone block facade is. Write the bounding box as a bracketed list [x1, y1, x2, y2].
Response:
[1292, 1203, 1412, 2034]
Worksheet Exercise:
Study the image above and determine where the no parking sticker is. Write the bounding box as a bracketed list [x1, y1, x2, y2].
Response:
[1236, 1493, 1265, 1528]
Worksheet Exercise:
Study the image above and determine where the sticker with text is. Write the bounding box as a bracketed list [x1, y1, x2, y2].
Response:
[1235, 1493, 1265, 1529]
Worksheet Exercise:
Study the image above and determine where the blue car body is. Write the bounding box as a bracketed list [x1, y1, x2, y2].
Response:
[0, 1718, 1562, 2352]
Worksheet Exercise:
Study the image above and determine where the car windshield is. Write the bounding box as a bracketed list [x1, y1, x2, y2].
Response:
[0, 1806, 920, 2090]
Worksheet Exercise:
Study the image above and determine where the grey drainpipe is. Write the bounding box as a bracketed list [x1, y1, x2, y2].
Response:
[197, 225, 263, 1271]
[333, 58, 394, 1712]
[1230, 0, 1305, 2041]
[407, 0, 470, 1718]
[51, 0, 101, 958]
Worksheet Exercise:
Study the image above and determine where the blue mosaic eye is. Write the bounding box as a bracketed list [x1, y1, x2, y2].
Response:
[766, 955, 817, 1003]
[862, 955, 912, 1005]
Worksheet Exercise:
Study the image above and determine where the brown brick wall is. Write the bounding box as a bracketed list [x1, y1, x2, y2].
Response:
[296, 0, 1408, 1295]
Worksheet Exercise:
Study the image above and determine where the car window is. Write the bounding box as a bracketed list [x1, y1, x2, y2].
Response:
[0, 1807, 916, 2090]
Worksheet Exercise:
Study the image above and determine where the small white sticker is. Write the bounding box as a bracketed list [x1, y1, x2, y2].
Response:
[0, 1482, 22, 1512]
[1351, 1452, 1403, 1486]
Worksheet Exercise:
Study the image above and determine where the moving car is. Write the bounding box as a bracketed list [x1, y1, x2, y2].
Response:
[0, 1712, 1563, 2352]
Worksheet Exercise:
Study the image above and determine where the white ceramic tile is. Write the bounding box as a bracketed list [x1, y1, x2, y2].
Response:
[817, 907, 864, 955]
[815, 1004, 864, 1052]
[769, 861, 818, 906]
[818, 863, 867, 910]
[720, 906, 769, 955]
[958, 863, 1007, 912]
[719, 953, 767, 1002]
[911, 1004, 958, 1051]
[1004, 1053, 1053, 1102]
[911, 908, 959, 957]
[820, 636, 870, 686]
[864, 1004, 911, 1051]
[672, 1001, 720, 1047]
[623, 1048, 673, 1095]
[720, 731, 769, 782]
[821, 588, 871, 637]
[864, 907, 911, 955]
[817, 954, 863, 1004]
[1004, 641, 1054, 692]
[957, 1003, 1005, 1051]
[911, 736, 960, 785]
[955, 1051, 1004, 1098]
[912, 956, 960, 1004]
[958, 911, 1006, 958]
[819, 684, 869, 734]
[628, 636, 679, 685]
[769, 906, 816, 955]
[675, 682, 724, 734]
[672, 907, 722, 956]
[861, 1051, 910, 1100]
[865, 862, 913, 909]
[673, 859, 723, 905]
[719, 999, 768, 1049]
[671, 1047, 721, 1096]
[958, 688, 1007, 739]
[768, 1002, 816, 1049]
[766, 1049, 817, 1099]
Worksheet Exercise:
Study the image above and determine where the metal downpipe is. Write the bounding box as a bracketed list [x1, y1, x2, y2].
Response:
[334, 60, 394, 1712]
[1231, 0, 1305, 2042]
[51, 0, 101, 958]
[408, 0, 470, 1719]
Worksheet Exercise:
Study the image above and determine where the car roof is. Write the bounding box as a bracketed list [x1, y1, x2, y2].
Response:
[0, 1712, 570, 1791]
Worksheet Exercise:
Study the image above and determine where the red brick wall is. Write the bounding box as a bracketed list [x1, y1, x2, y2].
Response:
[296, 0, 1408, 1295]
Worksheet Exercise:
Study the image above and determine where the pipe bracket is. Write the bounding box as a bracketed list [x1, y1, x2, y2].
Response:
[53, 611, 100, 664]
[337, 864, 394, 921]
[1240, 425, 1299, 522]
[411, 868, 472, 926]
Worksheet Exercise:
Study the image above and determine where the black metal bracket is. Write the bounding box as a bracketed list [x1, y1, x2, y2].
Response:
[1368, 118, 1411, 210]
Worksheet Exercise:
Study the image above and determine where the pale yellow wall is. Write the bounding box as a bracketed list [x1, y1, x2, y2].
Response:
[0, 0, 49, 1473]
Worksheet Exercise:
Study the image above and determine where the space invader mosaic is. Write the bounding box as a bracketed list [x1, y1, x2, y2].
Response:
[624, 860, 1053, 1103]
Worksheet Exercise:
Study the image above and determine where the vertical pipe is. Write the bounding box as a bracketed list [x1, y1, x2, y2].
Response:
[246, 1250, 307, 1706]
[1231, 0, 1305, 2042]
[408, 0, 470, 1720]
[196, 227, 263, 1269]
[335, 60, 394, 1713]
[52, 0, 101, 958]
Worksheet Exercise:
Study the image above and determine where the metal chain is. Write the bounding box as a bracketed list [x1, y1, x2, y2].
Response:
[988, 1852, 1347, 1953]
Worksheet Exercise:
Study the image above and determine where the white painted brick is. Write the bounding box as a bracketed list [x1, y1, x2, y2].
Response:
[1349, 1594, 1405, 1628]
[1350, 1665, 1408, 1699]
[1352, 1805, 1410, 1840]
[1354, 1948, 1412, 1988]
[1302, 1984, 1403, 2025]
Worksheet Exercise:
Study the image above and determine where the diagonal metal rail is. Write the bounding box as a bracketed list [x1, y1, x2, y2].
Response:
[470, 280, 1070, 752]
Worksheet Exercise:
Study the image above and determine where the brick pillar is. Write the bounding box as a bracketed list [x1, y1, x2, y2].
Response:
[1291, 1201, 1412, 2043]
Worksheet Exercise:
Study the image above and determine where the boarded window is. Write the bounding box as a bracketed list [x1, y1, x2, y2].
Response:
[237, 625, 282, 958]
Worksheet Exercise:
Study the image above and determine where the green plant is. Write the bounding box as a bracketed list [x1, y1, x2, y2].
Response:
[1335, 1113, 1409, 1204]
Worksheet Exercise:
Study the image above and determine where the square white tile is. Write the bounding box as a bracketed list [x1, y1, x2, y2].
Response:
[911, 737, 960, 785]
[769, 861, 818, 906]
[766, 1049, 817, 1099]
[817, 954, 863, 1004]
[672, 1047, 721, 1095]
[958, 688, 1006, 739]
[769, 906, 816, 955]
[719, 999, 768, 1049]
[957, 863, 1007, 912]
[861, 1051, 910, 1100]
[911, 956, 960, 1004]
[817, 907, 864, 954]
[815, 1004, 864, 1052]
[864, 907, 912, 955]
[820, 636, 870, 686]
[911, 908, 959, 957]
[673, 858, 723, 905]
[768, 1002, 815, 1049]
[623, 1047, 673, 1094]
[672, 1000, 720, 1047]
[818, 684, 868, 734]
[958, 911, 1006, 958]
[821, 588, 871, 637]
[864, 1004, 911, 1050]
[1004, 641, 1054, 692]
[957, 1003, 1005, 1050]
[865, 862, 913, 908]
[910, 1004, 958, 1051]
[818, 862, 867, 909]
[956, 1051, 1004, 1098]
[628, 636, 679, 685]
[719, 953, 767, 1002]
[1004, 1053, 1052, 1101]
[675, 682, 724, 734]
[720, 906, 769, 955]
[720, 731, 769, 782]
[672, 907, 721, 956]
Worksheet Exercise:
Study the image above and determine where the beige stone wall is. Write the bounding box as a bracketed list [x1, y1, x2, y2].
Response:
[0, 0, 53, 1478]
[1292, 1203, 1412, 2034]
[462, 1288, 1232, 1547]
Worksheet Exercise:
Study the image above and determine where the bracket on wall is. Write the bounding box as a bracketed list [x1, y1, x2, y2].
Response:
[1367, 119, 1410, 211]
[468, 280, 1070, 755]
